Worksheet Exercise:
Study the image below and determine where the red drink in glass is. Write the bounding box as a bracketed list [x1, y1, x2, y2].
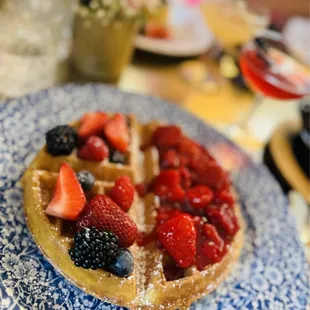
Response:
[240, 45, 310, 100]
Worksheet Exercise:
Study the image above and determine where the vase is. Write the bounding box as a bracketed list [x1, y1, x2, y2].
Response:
[71, 13, 139, 83]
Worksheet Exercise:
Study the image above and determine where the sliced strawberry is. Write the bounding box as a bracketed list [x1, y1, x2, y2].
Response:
[108, 176, 135, 212]
[154, 185, 185, 204]
[157, 214, 196, 268]
[153, 170, 185, 203]
[195, 222, 225, 270]
[180, 167, 192, 189]
[78, 112, 108, 140]
[214, 189, 235, 207]
[103, 113, 129, 152]
[76, 195, 137, 247]
[179, 154, 189, 167]
[205, 205, 239, 238]
[153, 169, 180, 187]
[185, 185, 214, 210]
[176, 137, 202, 160]
[202, 223, 223, 248]
[46, 163, 86, 220]
[190, 155, 228, 190]
[196, 241, 223, 269]
[77, 136, 109, 162]
[160, 149, 180, 169]
[152, 126, 182, 150]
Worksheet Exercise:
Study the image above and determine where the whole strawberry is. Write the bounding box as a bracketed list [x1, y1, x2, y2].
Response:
[76, 195, 137, 248]
[108, 176, 135, 212]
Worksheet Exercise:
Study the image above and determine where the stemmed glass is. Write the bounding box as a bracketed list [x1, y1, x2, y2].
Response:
[232, 31, 310, 141]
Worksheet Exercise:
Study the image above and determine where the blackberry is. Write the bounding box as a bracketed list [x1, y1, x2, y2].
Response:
[76, 171, 95, 191]
[109, 149, 126, 164]
[46, 125, 78, 156]
[69, 227, 119, 270]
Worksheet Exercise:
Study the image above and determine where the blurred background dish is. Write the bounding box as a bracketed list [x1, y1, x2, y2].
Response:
[135, 1, 214, 57]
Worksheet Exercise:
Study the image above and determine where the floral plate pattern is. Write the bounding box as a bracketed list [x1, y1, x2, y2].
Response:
[0, 84, 309, 310]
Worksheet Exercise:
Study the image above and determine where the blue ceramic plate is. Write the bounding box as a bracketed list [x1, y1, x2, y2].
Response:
[0, 84, 309, 309]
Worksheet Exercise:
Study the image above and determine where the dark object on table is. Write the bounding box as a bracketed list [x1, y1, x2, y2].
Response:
[263, 101, 310, 203]
[299, 97, 310, 147]
[80, 0, 92, 6]
[231, 72, 248, 90]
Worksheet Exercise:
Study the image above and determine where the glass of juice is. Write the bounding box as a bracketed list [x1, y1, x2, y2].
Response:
[237, 31, 310, 134]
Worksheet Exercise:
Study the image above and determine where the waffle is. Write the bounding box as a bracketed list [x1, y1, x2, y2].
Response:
[22, 118, 244, 309]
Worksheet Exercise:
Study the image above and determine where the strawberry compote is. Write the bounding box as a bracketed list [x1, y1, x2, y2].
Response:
[138, 125, 240, 272]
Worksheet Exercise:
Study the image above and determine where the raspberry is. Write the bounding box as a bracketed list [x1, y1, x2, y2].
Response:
[77, 136, 109, 162]
[108, 176, 135, 212]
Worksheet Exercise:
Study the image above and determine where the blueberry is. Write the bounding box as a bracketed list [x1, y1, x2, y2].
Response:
[76, 171, 95, 191]
[107, 248, 134, 278]
[109, 149, 126, 164]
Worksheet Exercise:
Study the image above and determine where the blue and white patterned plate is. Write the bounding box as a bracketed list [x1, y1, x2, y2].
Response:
[0, 84, 309, 310]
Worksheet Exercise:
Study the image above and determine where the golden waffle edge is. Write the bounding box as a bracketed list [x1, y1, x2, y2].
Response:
[22, 116, 245, 310]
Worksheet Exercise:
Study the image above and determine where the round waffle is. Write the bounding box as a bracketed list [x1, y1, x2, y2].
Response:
[22, 116, 244, 309]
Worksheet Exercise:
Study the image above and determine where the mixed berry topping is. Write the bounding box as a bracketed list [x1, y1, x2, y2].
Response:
[76, 171, 95, 191]
[45, 112, 128, 165]
[46, 166, 137, 277]
[44, 115, 240, 277]
[69, 227, 119, 269]
[46, 125, 78, 156]
[139, 125, 240, 271]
